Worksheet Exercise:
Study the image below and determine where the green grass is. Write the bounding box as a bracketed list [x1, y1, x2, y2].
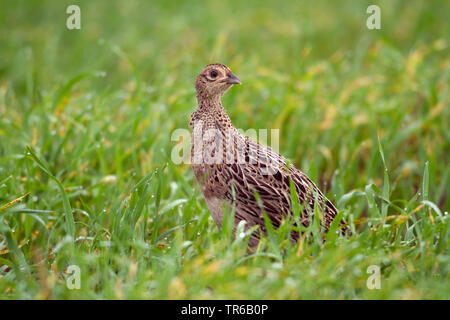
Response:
[0, 0, 449, 299]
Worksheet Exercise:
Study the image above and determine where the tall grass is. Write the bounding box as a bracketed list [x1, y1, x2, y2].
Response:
[0, 0, 448, 299]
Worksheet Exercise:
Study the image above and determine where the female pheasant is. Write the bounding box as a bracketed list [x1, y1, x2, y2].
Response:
[190, 63, 348, 246]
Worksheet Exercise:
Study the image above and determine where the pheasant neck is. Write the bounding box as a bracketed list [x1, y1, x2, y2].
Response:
[197, 94, 222, 111]
[193, 94, 233, 130]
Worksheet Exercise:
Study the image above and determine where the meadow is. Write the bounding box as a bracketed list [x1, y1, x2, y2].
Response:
[0, 0, 448, 299]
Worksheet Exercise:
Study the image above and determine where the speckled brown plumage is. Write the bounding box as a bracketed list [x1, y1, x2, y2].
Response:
[190, 64, 349, 246]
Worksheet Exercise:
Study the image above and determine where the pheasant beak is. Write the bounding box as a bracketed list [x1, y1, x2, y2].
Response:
[223, 72, 241, 85]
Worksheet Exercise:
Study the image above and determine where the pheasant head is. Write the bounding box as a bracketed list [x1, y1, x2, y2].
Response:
[195, 63, 241, 101]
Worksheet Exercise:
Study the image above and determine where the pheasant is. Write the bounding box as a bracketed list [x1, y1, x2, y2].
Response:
[190, 63, 348, 246]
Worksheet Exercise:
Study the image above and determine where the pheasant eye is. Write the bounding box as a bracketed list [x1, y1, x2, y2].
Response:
[210, 70, 218, 78]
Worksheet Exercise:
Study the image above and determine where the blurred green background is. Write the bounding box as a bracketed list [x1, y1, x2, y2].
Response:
[0, 0, 448, 299]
